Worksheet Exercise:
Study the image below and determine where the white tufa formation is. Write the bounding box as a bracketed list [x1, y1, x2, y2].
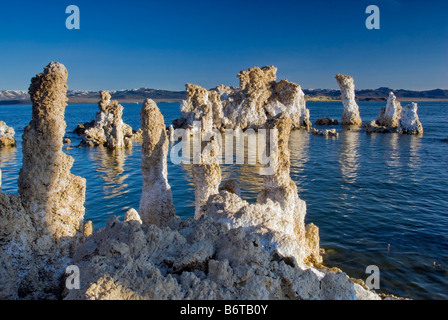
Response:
[1, 63, 384, 301]
[77, 91, 141, 148]
[0, 121, 16, 147]
[398, 102, 423, 134]
[335, 74, 362, 126]
[192, 135, 222, 219]
[376, 92, 402, 128]
[139, 99, 176, 226]
[1, 62, 89, 299]
[19, 62, 87, 239]
[173, 66, 311, 131]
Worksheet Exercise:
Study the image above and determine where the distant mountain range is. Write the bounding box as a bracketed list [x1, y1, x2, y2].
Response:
[1, 87, 447, 105]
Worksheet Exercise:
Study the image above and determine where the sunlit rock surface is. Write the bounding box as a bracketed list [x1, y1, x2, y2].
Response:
[139, 99, 175, 226]
[376, 92, 402, 128]
[0, 121, 16, 147]
[398, 102, 423, 134]
[75, 91, 141, 148]
[1, 62, 89, 299]
[173, 66, 311, 131]
[335, 74, 362, 126]
[1, 63, 382, 301]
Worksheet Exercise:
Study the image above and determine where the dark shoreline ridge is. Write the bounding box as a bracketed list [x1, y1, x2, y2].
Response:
[1, 87, 448, 105]
[0, 62, 392, 300]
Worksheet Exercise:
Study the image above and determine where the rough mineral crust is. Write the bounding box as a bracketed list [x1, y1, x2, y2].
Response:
[75, 91, 142, 149]
[173, 66, 311, 131]
[64, 215, 379, 300]
[315, 117, 338, 126]
[64, 114, 379, 300]
[192, 136, 222, 219]
[0, 122, 16, 148]
[366, 93, 423, 135]
[310, 128, 339, 138]
[0, 121, 16, 147]
[397, 102, 423, 134]
[139, 99, 176, 226]
[1, 63, 383, 301]
[335, 74, 362, 126]
[1, 62, 89, 299]
[376, 92, 402, 128]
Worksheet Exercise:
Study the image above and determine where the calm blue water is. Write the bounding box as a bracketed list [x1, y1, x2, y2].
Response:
[1, 101, 447, 300]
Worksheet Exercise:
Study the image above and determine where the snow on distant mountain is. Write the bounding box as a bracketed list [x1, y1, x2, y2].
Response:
[0, 87, 447, 105]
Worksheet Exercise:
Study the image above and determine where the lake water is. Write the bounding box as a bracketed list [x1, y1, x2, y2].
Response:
[1, 101, 447, 300]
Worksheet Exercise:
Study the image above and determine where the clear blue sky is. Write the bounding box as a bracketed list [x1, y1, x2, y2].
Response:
[0, 0, 447, 91]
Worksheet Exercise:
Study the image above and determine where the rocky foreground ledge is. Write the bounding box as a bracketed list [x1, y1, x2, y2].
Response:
[0, 62, 385, 300]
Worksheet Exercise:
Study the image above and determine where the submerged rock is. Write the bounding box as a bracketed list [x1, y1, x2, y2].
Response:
[335, 74, 362, 126]
[75, 91, 141, 148]
[0, 121, 16, 147]
[173, 66, 311, 131]
[315, 117, 338, 126]
[398, 102, 423, 134]
[310, 127, 339, 138]
[139, 99, 176, 226]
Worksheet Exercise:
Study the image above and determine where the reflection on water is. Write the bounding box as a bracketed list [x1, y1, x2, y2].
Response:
[1, 101, 447, 299]
[408, 135, 422, 170]
[338, 128, 360, 183]
[0, 146, 18, 166]
[92, 146, 132, 200]
[289, 130, 310, 193]
[0, 147, 19, 193]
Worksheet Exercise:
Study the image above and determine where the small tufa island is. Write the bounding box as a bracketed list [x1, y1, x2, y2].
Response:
[0, 62, 389, 300]
[74, 91, 142, 148]
[0, 121, 16, 148]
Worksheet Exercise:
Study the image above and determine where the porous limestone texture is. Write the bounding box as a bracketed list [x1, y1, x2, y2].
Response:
[192, 136, 222, 219]
[19, 62, 86, 239]
[1, 63, 383, 301]
[139, 99, 175, 226]
[64, 215, 379, 300]
[75, 91, 142, 148]
[0, 121, 16, 147]
[315, 117, 338, 126]
[376, 92, 402, 128]
[398, 102, 423, 134]
[335, 74, 362, 126]
[1, 62, 89, 300]
[173, 66, 311, 131]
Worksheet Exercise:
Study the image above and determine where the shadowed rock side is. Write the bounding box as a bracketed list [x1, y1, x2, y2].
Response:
[75, 91, 142, 148]
[315, 117, 338, 126]
[0, 121, 16, 147]
[1, 62, 382, 300]
[139, 99, 175, 226]
[335, 74, 362, 126]
[173, 66, 311, 131]
[0, 62, 89, 299]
